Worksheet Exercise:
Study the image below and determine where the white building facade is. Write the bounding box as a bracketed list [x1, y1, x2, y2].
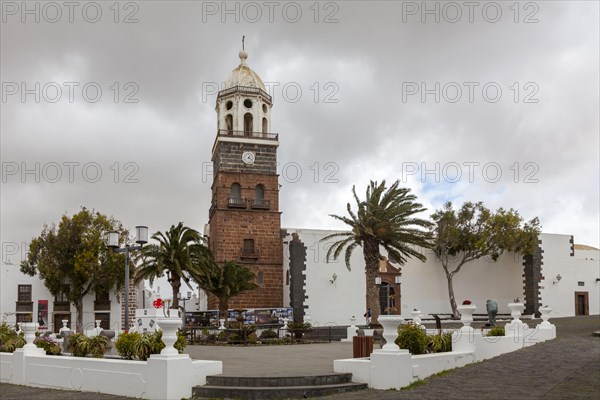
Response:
[282, 230, 599, 326]
[0, 262, 143, 332]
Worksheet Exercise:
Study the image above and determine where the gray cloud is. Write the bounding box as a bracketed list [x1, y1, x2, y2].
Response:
[2, 0, 598, 264]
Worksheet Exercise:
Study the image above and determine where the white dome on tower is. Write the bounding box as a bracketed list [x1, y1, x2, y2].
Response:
[224, 51, 266, 91]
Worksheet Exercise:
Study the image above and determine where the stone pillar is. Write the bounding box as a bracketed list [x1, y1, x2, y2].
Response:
[121, 277, 138, 330]
[289, 233, 307, 322]
[523, 242, 543, 317]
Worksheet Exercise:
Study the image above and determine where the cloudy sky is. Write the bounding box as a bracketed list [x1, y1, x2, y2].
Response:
[2, 0, 599, 272]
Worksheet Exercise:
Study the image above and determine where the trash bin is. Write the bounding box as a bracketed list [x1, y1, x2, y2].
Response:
[352, 335, 373, 358]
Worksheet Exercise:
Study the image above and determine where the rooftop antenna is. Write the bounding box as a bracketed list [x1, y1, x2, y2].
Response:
[242, 35, 245, 50]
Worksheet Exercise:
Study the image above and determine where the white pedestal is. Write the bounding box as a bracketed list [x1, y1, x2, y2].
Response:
[369, 350, 412, 389]
[452, 326, 480, 353]
[147, 354, 192, 400]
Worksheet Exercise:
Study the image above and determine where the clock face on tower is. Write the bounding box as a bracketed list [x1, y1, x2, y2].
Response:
[242, 151, 255, 165]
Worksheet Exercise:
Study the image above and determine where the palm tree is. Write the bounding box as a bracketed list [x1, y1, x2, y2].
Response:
[322, 180, 433, 323]
[190, 259, 258, 319]
[134, 222, 205, 309]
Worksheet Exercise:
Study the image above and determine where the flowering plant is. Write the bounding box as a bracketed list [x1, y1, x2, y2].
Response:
[34, 336, 62, 355]
[152, 298, 164, 309]
[152, 297, 172, 317]
[462, 300, 472, 305]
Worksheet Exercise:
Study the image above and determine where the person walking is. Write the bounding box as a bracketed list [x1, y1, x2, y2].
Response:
[364, 308, 372, 325]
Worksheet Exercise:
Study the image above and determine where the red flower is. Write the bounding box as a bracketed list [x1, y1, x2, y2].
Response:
[153, 298, 164, 309]
[462, 300, 472, 305]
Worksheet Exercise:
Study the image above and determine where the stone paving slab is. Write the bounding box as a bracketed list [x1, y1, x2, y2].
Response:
[1, 316, 598, 399]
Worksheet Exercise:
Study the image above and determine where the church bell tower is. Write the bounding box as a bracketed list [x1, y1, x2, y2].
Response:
[207, 49, 283, 310]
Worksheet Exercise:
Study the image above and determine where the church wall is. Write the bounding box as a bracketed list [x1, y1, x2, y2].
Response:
[283, 229, 366, 326]
[538, 234, 600, 317]
[400, 250, 523, 317]
[286, 229, 588, 326]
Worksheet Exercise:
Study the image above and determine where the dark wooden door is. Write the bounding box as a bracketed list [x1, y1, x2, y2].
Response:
[379, 283, 395, 315]
[53, 313, 71, 333]
[575, 292, 589, 316]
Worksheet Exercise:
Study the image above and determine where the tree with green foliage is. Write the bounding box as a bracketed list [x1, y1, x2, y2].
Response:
[189, 257, 258, 319]
[135, 222, 207, 310]
[321, 180, 433, 323]
[431, 201, 541, 318]
[20, 208, 127, 332]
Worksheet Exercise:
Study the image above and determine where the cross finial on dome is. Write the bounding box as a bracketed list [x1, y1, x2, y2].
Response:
[239, 36, 248, 64]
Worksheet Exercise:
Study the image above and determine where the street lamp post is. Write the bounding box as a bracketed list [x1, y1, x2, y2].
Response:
[107, 226, 148, 331]
[177, 291, 192, 325]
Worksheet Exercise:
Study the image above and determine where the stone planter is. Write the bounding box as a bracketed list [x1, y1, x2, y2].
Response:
[457, 305, 477, 327]
[410, 310, 422, 324]
[539, 306, 552, 326]
[218, 319, 226, 331]
[508, 302, 525, 323]
[59, 320, 69, 333]
[378, 315, 404, 351]
[21, 322, 38, 350]
[157, 317, 182, 355]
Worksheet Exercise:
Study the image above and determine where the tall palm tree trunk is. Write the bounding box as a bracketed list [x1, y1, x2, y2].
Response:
[363, 238, 381, 324]
[218, 297, 229, 322]
[170, 277, 181, 310]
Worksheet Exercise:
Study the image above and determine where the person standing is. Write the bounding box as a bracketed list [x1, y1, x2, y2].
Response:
[364, 308, 372, 325]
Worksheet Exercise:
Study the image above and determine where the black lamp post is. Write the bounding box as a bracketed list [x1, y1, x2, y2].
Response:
[177, 291, 192, 311]
[107, 226, 148, 331]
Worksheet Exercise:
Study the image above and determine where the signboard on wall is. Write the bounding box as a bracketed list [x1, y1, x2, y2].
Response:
[228, 308, 293, 325]
[184, 308, 293, 327]
[37, 300, 48, 326]
[184, 311, 218, 327]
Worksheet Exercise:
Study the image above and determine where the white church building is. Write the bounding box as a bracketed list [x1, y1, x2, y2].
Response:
[282, 230, 599, 326]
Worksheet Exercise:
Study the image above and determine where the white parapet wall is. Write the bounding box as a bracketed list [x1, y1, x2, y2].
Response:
[334, 305, 557, 390]
[0, 350, 222, 400]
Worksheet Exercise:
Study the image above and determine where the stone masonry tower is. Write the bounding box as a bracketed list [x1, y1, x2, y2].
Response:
[207, 49, 283, 311]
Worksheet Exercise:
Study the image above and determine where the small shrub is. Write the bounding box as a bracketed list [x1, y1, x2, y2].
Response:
[486, 326, 505, 336]
[68, 334, 109, 358]
[205, 332, 218, 342]
[426, 332, 452, 353]
[115, 332, 141, 360]
[247, 332, 258, 344]
[228, 322, 257, 336]
[0, 323, 25, 352]
[174, 329, 187, 353]
[260, 329, 278, 340]
[34, 336, 62, 355]
[128, 330, 186, 360]
[287, 322, 311, 339]
[395, 323, 428, 355]
[87, 335, 110, 358]
[133, 333, 161, 361]
[68, 333, 88, 357]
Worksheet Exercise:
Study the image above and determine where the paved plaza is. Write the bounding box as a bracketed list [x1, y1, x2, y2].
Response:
[1, 316, 598, 399]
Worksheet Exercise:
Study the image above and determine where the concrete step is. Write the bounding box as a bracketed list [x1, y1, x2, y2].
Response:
[206, 373, 353, 387]
[193, 381, 368, 399]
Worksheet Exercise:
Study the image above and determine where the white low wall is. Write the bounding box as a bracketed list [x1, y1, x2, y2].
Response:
[335, 350, 476, 390]
[334, 320, 556, 390]
[0, 349, 222, 400]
